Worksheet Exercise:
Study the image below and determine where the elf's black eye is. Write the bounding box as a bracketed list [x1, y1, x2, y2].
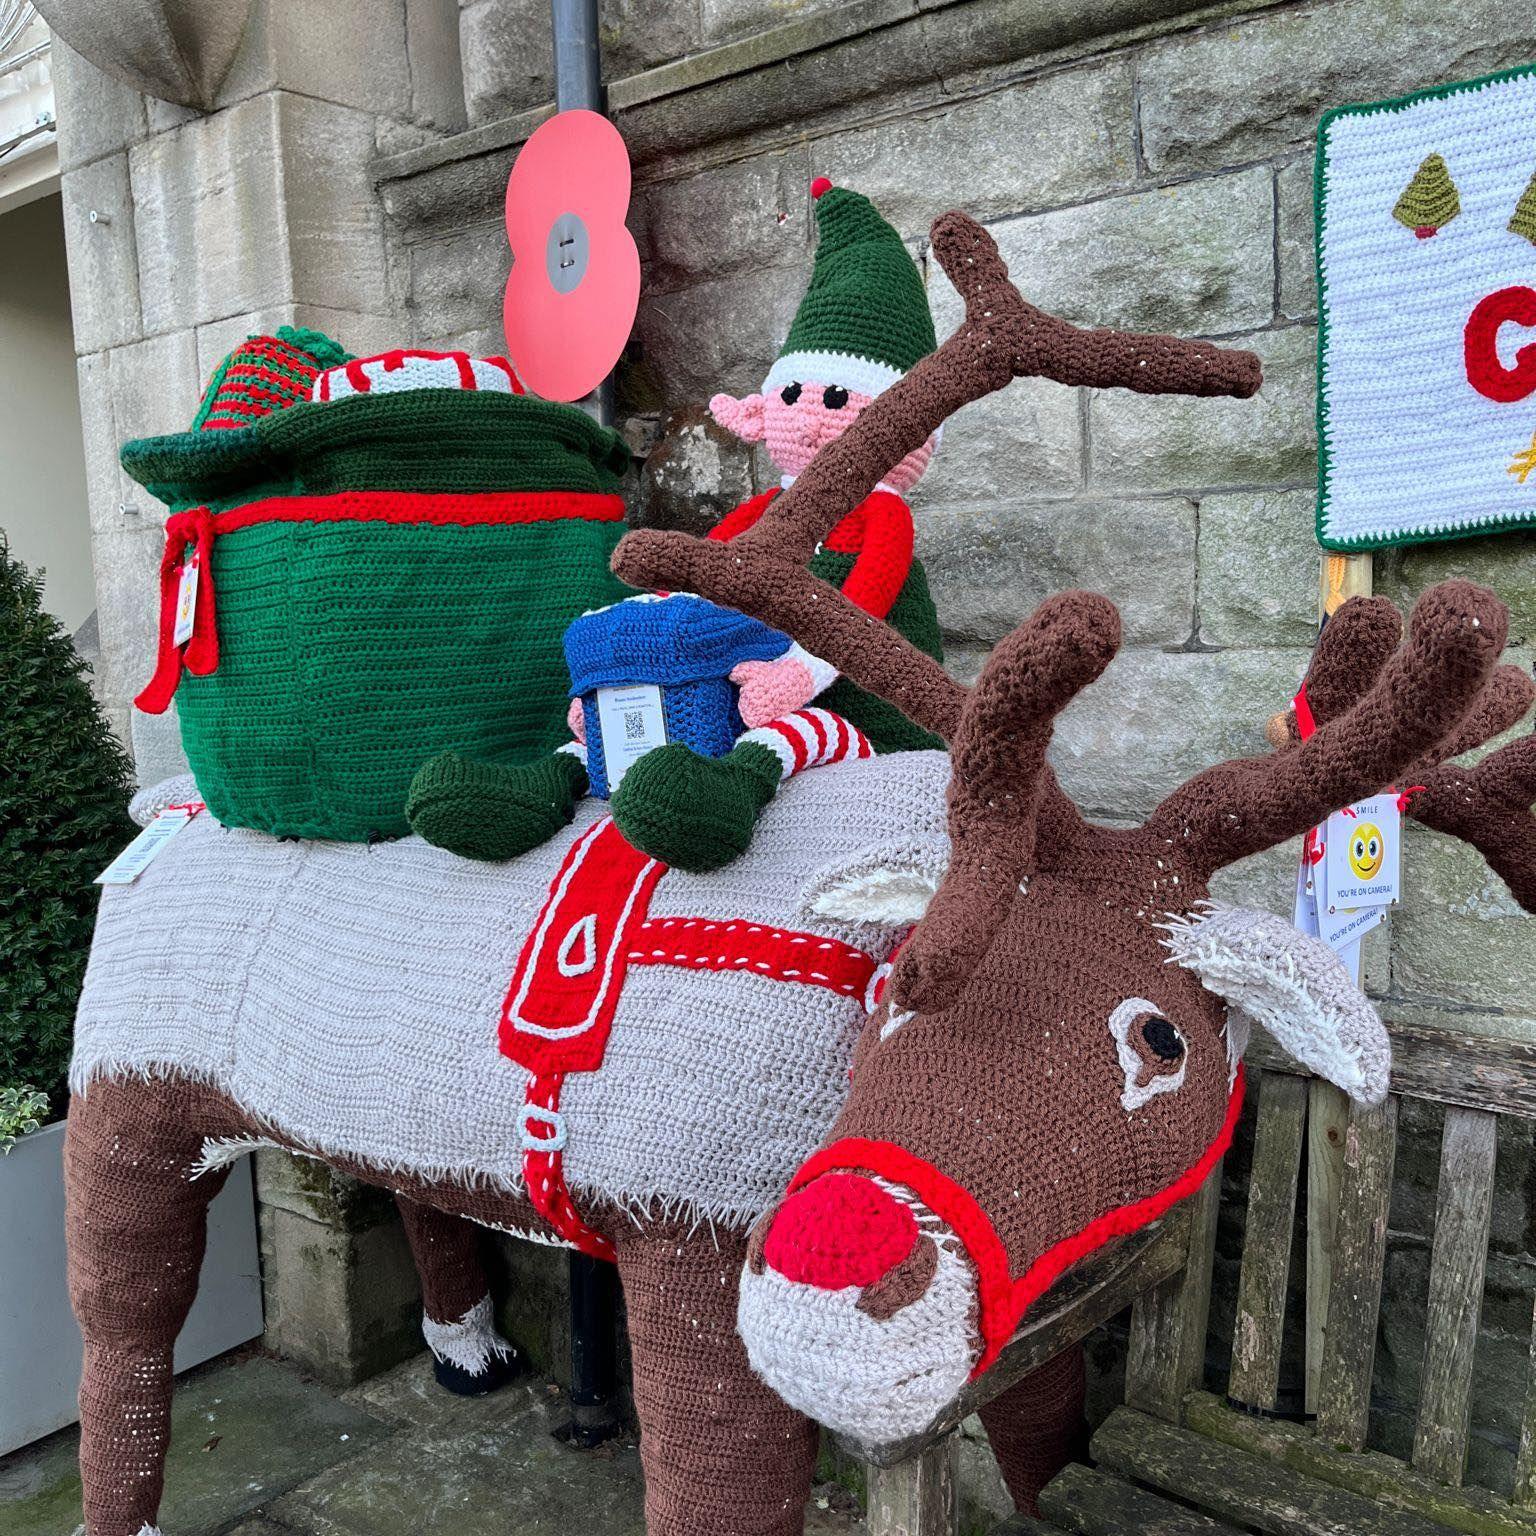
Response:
[780, 383, 802, 405]
[1142, 1016, 1184, 1062]
[823, 385, 850, 410]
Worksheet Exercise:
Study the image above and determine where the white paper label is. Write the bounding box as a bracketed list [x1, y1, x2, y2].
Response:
[172, 552, 200, 648]
[96, 807, 199, 885]
[1318, 898, 1385, 953]
[1292, 848, 1321, 939]
[595, 684, 668, 791]
[1322, 794, 1401, 912]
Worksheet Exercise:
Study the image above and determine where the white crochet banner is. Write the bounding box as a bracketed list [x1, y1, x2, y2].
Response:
[1317, 64, 1536, 550]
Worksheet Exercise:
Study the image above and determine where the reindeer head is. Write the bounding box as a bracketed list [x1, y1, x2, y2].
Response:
[612, 214, 1530, 1446]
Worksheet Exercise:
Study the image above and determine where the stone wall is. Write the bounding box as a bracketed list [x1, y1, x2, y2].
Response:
[52, 0, 1536, 1522]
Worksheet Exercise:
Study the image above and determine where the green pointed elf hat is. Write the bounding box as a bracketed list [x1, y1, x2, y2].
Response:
[762, 180, 937, 401]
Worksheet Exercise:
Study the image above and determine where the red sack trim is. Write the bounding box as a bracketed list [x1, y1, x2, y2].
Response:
[133, 489, 625, 712]
[788, 1066, 1245, 1377]
[521, 1071, 616, 1262]
[626, 917, 876, 998]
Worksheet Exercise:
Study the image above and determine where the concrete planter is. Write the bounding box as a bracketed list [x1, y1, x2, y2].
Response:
[0, 1116, 264, 1456]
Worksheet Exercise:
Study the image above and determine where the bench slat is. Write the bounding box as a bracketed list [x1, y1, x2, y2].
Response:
[866, 1434, 956, 1536]
[1038, 1460, 1244, 1534]
[1228, 1071, 1307, 1410]
[1316, 1095, 1399, 1451]
[1093, 1406, 1460, 1536]
[1412, 1105, 1498, 1487]
[1514, 1298, 1536, 1507]
[1305, 1080, 1351, 1415]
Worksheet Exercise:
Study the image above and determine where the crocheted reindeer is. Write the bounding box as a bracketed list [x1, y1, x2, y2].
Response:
[613, 211, 1536, 1508]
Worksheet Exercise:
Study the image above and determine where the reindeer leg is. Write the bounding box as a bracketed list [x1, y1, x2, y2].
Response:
[615, 1224, 818, 1536]
[977, 1344, 1088, 1518]
[65, 1079, 230, 1536]
[396, 1197, 519, 1395]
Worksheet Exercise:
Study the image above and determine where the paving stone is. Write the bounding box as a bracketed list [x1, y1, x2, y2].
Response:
[0, 1356, 390, 1536]
[922, 495, 1196, 648]
[930, 167, 1273, 338]
[1275, 156, 1316, 321]
[815, 59, 1137, 237]
[1196, 488, 1319, 649]
[1088, 323, 1316, 493]
[59, 155, 142, 353]
[633, 145, 811, 293]
[1137, 0, 1536, 176]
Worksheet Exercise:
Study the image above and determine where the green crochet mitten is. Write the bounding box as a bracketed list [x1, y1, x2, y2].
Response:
[610, 741, 782, 872]
[407, 751, 587, 862]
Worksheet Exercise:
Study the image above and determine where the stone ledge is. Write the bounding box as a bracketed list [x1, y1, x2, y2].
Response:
[374, 0, 1233, 236]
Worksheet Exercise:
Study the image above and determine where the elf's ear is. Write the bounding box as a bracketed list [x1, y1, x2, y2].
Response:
[1161, 903, 1390, 1106]
[801, 837, 951, 926]
[710, 391, 767, 443]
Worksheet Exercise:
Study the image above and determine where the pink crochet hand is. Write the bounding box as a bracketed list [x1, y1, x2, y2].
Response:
[566, 697, 586, 744]
[731, 655, 819, 728]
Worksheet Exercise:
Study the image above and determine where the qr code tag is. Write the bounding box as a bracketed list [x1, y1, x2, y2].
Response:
[595, 684, 668, 790]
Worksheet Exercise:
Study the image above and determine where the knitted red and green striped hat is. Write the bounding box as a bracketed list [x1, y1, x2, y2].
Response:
[762, 181, 936, 401]
[192, 327, 351, 432]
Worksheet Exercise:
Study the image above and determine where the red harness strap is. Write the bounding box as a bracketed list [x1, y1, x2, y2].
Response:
[499, 818, 881, 1259]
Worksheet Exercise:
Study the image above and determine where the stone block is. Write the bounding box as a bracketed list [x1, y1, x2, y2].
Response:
[195, 305, 402, 382]
[816, 60, 1136, 238]
[459, 0, 554, 123]
[259, 1200, 424, 1386]
[60, 154, 142, 353]
[637, 405, 757, 535]
[1196, 488, 1319, 649]
[1137, 0, 1536, 176]
[1050, 646, 1310, 820]
[49, 35, 147, 172]
[86, 520, 169, 744]
[930, 167, 1273, 339]
[1275, 157, 1316, 321]
[406, 222, 510, 342]
[1377, 533, 1536, 649]
[632, 260, 804, 403]
[487, 1235, 579, 1381]
[701, 0, 851, 47]
[1391, 818, 1536, 1033]
[132, 95, 291, 331]
[254, 1149, 400, 1232]
[407, 0, 470, 133]
[922, 495, 1195, 648]
[1088, 324, 1316, 493]
[129, 704, 191, 784]
[920, 374, 1083, 505]
[633, 145, 811, 294]
[75, 351, 127, 537]
[600, 0, 705, 78]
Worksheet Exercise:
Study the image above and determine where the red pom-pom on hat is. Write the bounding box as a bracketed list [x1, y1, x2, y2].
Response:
[810, 176, 833, 200]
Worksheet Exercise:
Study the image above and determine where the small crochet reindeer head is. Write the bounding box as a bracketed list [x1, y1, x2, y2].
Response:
[613, 213, 1535, 1446]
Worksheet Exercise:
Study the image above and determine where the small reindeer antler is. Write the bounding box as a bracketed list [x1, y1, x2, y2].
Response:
[1276, 595, 1536, 910]
[613, 211, 1262, 742]
[1147, 581, 1512, 879]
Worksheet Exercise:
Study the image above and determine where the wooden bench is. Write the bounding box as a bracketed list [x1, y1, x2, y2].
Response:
[851, 1018, 1536, 1535]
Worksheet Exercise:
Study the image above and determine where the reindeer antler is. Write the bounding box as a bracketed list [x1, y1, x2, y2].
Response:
[613, 211, 1262, 743]
[1146, 581, 1512, 879]
[1273, 595, 1536, 911]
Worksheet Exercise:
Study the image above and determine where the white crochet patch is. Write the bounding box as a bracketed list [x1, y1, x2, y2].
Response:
[1160, 902, 1390, 1106]
[736, 1181, 976, 1448]
[422, 1293, 515, 1375]
[190, 1136, 290, 1179]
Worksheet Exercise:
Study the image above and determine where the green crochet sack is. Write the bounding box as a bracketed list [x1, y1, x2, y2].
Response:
[128, 332, 632, 842]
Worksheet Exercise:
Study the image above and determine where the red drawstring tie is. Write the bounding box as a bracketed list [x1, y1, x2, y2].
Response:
[135, 506, 221, 714]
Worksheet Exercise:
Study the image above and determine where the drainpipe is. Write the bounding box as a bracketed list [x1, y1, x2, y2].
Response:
[550, 0, 622, 1452]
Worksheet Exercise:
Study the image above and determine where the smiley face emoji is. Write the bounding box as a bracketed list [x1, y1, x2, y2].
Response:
[1349, 822, 1385, 881]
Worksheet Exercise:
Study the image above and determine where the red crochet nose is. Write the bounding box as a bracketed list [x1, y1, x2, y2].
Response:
[762, 1173, 918, 1290]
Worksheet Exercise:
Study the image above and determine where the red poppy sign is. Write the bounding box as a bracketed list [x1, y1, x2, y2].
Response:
[502, 109, 641, 403]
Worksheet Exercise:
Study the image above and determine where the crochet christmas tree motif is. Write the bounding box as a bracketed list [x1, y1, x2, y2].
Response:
[125, 329, 633, 842]
[1392, 152, 1461, 237]
[1510, 168, 1536, 244]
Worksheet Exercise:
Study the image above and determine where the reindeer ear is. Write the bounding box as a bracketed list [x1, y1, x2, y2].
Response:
[1160, 903, 1390, 1106]
[800, 838, 951, 926]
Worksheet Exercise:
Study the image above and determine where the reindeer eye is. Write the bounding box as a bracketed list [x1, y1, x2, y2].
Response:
[1141, 1015, 1184, 1062]
[780, 382, 802, 405]
[1109, 998, 1189, 1112]
[822, 385, 850, 410]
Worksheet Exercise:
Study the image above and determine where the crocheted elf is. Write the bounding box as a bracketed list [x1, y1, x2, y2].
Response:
[408, 180, 946, 872]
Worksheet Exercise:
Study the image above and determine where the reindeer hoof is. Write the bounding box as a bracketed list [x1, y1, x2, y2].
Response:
[610, 742, 779, 871]
[432, 1349, 522, 1397]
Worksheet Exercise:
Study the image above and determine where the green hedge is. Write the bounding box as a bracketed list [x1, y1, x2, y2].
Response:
[0, 541, 133, 1113]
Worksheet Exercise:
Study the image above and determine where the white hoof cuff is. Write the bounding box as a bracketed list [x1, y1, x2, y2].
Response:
[422, 1293, 515, 1376]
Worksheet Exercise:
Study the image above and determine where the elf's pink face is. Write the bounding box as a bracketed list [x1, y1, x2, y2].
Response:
[711, 382, 937, 491]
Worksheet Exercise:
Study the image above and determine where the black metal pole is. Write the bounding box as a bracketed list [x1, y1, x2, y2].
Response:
[550, 0, 621, 1450]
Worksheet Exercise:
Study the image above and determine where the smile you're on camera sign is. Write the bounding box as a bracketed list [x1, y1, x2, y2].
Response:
[1316, 64, 1536, 550]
